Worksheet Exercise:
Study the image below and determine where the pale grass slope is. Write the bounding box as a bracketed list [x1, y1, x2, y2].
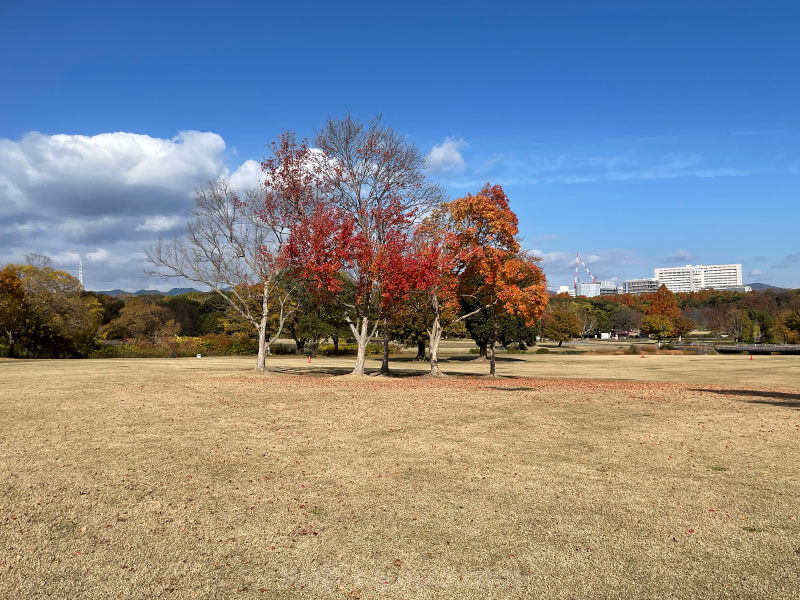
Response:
[0, 357, 798, 599]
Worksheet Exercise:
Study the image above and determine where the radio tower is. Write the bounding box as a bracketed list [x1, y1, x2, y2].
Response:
[574, 251, 598, 292]
[78, 260, 84, 287]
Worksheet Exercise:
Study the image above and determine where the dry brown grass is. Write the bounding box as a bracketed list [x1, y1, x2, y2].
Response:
[1, 357, 799, 599]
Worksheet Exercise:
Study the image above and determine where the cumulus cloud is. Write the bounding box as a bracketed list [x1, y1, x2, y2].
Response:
[0, 129, 254, 290]
[427, 137, 468, 174]
[666, 249, 694, 263]
[229, 159, 264, 191]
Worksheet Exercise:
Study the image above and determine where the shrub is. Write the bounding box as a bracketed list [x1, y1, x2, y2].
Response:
[503, 343, 528, 354]
[317, 342, 400, 356]
[269, 342, 296, 355]
[629, 344, 658, 355]
[89, 334, 259, 358]
[535, 348, 550, 354]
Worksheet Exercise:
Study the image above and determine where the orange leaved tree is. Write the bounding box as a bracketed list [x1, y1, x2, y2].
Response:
[445, 184, 549, 377]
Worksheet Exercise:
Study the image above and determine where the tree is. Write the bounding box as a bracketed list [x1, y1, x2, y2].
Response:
[646, 285, 683, 319]
[498, 312, 539, 350]
[643, 284, 694, 341]
[776, 310, 800, 343]
[0, 265, 25, 356]
[609, 306, 642, 334]
[542, 306, 582, 347]
[148, 173, 298, 371]
[671, 316, 695, 338]
[293, 115, 444, 375]
[641, 314, 673, 342]
[447, 185, 548, 376]
[785, 311, 800, 335]
[572, 304, 598, 338]
[100, 300, 180, 342]
[0, 262, 101, 358]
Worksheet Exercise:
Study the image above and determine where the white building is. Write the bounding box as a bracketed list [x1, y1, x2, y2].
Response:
[579, 282, 601, 297]
[654, 264, 742, 293]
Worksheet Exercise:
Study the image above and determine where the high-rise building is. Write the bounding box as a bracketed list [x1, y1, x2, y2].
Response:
[654, 264, 742, 293]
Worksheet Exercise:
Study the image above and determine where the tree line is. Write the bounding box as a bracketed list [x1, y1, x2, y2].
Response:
[3, 115, 799, 367]
[540, 285, 800, 345]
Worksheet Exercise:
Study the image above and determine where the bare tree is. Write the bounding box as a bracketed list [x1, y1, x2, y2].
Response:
[312, 114, 444, 375]
[147, 179, 295, 371]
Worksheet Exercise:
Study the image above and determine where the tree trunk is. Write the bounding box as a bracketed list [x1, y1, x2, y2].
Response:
[255, 283, 271, 371]
[256, 319, 267, 372]
[309, 334, 320, 357]
[350, 318, 369, 375]
[332, 335, 339, 354]
[489, 319, 498, 377]
[414, 340, 426, 361]
[5, 331, 13, 359]
[428, 314, 445, 377]
[379, 319, 391, 375]
[558, 340, 563, 347]
[473, 342, 488, 362]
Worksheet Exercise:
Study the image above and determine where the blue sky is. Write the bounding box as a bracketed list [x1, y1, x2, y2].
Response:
[1, 1, 798, 290]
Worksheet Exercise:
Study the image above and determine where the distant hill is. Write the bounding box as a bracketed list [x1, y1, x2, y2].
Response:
[94, 287, 201, 297]
[748, 283, 788, 292]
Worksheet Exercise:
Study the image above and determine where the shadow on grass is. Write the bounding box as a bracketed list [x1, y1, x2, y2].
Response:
[690, 388, 800, 409]
[446, 355, 526, 363]
[266, 359, 507, 380]
[483, 386, 536, 392]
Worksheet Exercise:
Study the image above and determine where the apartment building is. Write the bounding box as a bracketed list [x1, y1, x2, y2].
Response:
[654, 264, 742, 293]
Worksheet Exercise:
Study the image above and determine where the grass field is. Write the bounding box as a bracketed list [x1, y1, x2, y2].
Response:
[1, 354, 799, 599]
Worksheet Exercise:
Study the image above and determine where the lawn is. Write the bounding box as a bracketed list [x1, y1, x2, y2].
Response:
[1, 355, 798, 599]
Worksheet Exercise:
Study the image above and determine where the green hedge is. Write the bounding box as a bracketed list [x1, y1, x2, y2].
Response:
[90, 333, 258, 358]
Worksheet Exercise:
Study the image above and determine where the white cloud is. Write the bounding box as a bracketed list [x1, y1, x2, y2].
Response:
[85, 248, 109, 262]
[135, 215, 184, 233]
[0, 130, 227, 219]
[0, 129, 258, 289]
[50, 250, 81, 265]
[749, 269, 764, 277]
[229, 159, 264, 191]
[427, 137, 468, 174]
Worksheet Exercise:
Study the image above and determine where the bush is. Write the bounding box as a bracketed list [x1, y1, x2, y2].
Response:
[89, 334, 259, 358]
[503, 343, 528, 354]
[629, 344, 658, 355]
[535, 348, 550, 354]
[0, 344, 9, 358]
[269, 342, 296, 355]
